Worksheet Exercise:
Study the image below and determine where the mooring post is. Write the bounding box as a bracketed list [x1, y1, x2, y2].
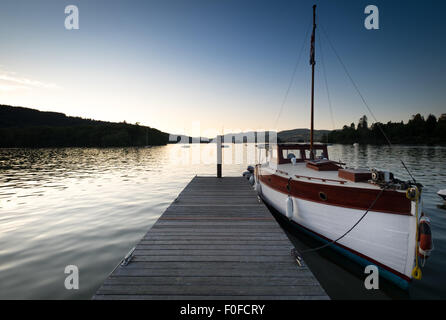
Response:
[217, 135, 222, 178]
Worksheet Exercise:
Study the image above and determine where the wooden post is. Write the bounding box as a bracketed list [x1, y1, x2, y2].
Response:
[217, 135, 222, 178]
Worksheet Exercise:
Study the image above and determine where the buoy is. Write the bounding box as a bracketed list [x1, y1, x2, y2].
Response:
[294, 199, 299, 218]
[249, 174, 255, 186]
[255, 182, 262, 195]
[286, 196, 293, 220]
[418, 216, 433, 259]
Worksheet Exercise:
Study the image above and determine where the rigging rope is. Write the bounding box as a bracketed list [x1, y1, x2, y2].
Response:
[300, 185, 388, 253]
[319, 23, 417, 184]
[274, 21, 312, 129]
[296, 23, 422, 255]
[318, 31, 335, 131]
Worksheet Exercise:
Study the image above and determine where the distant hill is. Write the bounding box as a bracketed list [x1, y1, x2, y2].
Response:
[217, 131, 275, 144]
[0, 105, 110, 128]
[0, 105, 169, 148]
[210, 129, 329, 144]
[278, 128, 330, 143]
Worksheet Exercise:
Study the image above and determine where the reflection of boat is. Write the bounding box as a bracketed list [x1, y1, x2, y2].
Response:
[438, 189, 446, 201]
[252, 5, 432, 289]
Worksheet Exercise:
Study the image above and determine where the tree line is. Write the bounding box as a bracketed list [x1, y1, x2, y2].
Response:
[324, 113, 446, 145]
[0, 105, 169, 148]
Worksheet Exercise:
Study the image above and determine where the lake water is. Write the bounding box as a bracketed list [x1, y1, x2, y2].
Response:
[0, 144, 445, 299]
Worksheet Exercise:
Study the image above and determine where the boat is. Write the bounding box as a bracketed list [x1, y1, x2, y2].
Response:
[252, 5, 433, 289]
[438, 189, 446, 201]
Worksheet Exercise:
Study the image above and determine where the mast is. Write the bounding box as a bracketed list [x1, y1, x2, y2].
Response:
[310, 4, 316, 160]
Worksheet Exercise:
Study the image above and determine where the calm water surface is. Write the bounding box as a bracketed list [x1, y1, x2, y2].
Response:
[0, 144, 445, 299]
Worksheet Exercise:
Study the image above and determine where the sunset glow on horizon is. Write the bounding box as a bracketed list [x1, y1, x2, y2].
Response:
[1, 0, 445, 136]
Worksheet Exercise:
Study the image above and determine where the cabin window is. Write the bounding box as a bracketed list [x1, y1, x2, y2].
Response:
[305, 150, 312, 159]
[315, 149, 327, 159]
[282, 149, 302, 160]
[305, 149, 327, 159]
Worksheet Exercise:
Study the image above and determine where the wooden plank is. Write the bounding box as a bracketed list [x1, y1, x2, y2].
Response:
[113, 267, 312, 278]
[93, 295, 329, 300]
[93, 176, 328, 300]
[143, 235, 290, 241]
[132, 249, 293, 256]
[96, 284, 326, 296]
[138, 240, 291, 245]
[103, 276, 319, 286]
[131, 255, 296, 262]
[145, 229, 286, 234]
[153, 221, 277, 226]
[135, 244, 292, 250]
[116, 261, 307, 271]
[148, 227, 284, 231]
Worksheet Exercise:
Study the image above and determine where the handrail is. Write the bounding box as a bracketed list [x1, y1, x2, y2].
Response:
[295, 174, 346, 184]
[275, 169, 289, 176]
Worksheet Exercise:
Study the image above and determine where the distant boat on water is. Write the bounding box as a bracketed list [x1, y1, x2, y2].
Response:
[438, 189, 446, 201]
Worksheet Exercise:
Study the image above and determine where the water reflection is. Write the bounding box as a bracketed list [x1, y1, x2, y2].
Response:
[0, 144, 445, 299]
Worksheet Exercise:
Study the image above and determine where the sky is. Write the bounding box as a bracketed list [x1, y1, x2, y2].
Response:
[0, 0, 445, 136]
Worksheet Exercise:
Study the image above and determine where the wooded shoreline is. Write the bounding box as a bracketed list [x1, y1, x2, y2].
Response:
[1, 105, 445, 147]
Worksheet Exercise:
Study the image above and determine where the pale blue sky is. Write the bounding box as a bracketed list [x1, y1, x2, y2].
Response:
[0, 0, 444, 135]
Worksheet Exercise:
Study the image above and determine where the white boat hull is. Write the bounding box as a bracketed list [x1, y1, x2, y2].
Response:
[259, 180, 417, 288]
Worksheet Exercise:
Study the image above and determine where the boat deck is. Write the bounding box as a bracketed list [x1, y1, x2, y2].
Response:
[260, 162, 382, 189]
[93, 176, 328, 300]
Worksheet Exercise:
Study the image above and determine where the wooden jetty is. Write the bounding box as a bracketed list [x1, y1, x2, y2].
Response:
[93, 176, 328, 300]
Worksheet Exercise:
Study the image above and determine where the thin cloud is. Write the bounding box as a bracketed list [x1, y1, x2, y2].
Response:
[0, 84, 30, 91]
[0, 70, 60, 90]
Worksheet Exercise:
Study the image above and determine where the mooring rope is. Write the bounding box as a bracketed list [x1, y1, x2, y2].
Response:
[299, 185, 388, 253]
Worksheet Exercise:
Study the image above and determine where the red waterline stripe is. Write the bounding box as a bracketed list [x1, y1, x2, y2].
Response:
[259, 173, 410, 215]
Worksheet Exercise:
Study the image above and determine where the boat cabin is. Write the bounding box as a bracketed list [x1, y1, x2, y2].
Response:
[276, 144, 329, 164]
[263, 143, 342, 172]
